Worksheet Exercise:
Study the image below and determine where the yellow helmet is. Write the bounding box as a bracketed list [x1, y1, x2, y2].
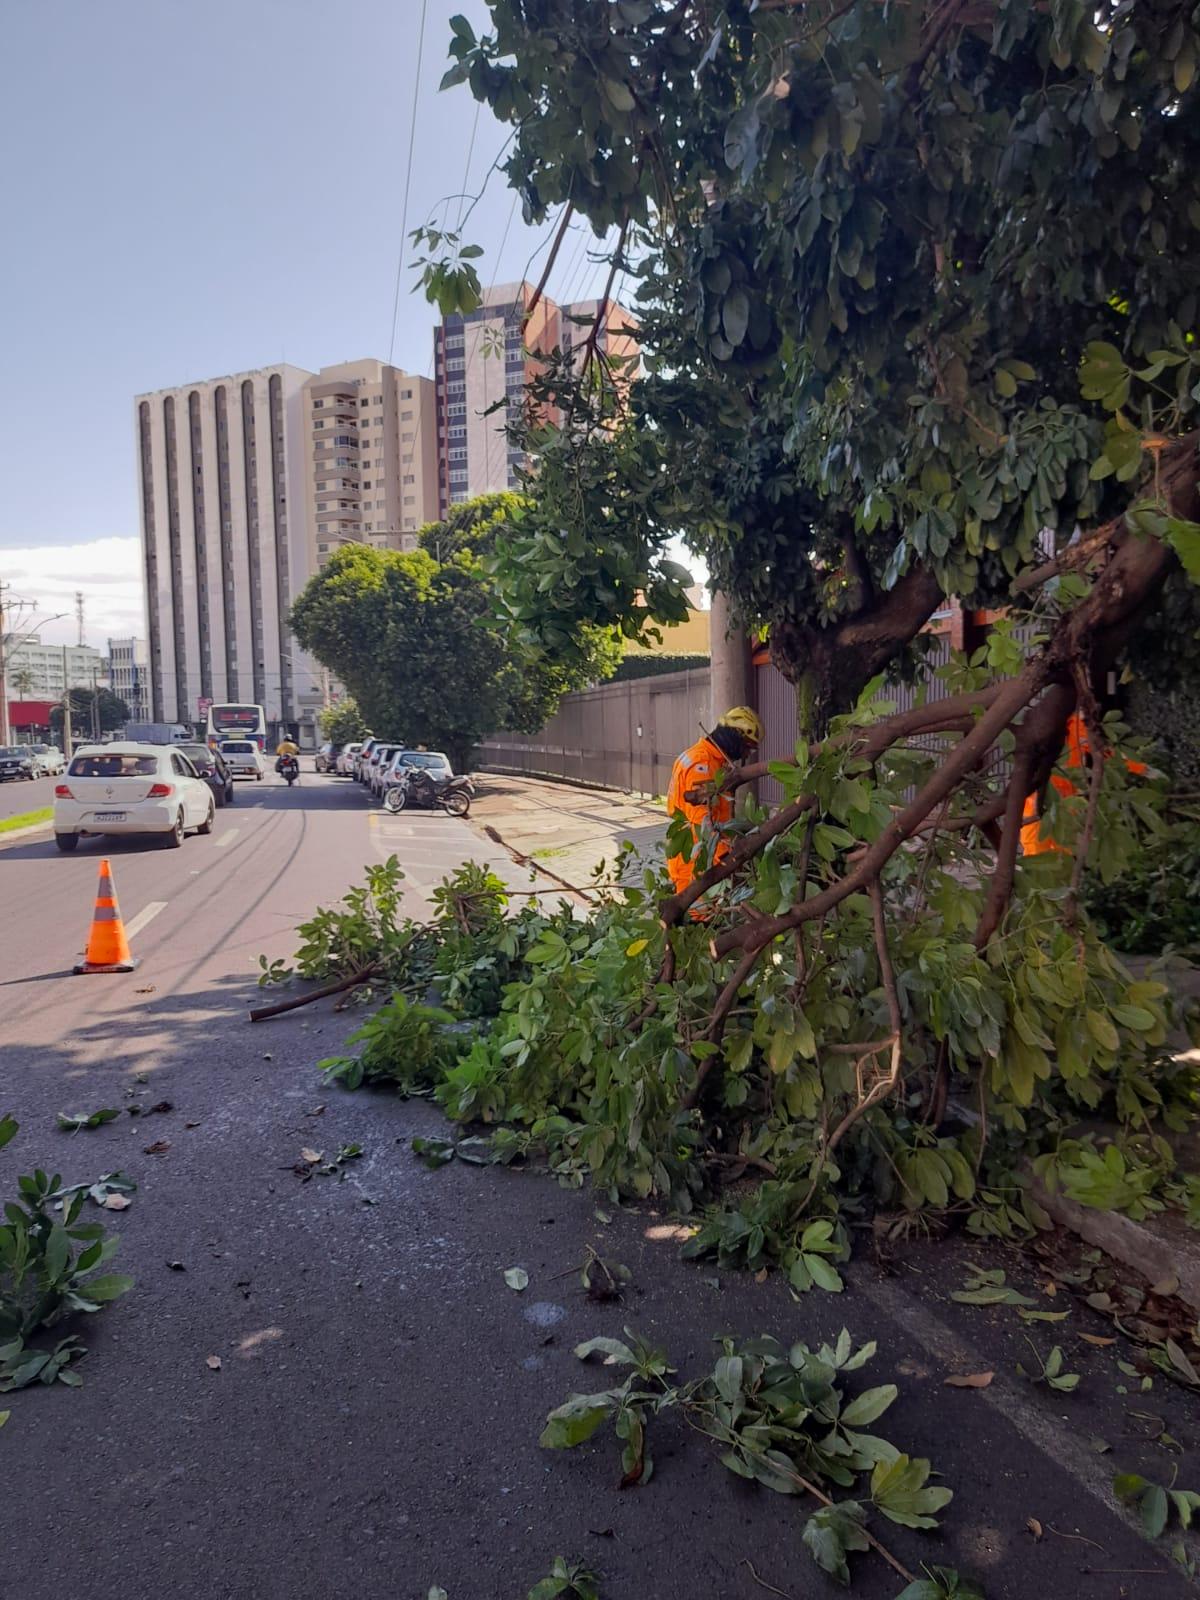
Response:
[719, 705, 763, 746]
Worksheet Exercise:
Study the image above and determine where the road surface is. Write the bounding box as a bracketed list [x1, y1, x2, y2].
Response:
[0, 770, 53, 820]
[0, 774, 1190, 1599]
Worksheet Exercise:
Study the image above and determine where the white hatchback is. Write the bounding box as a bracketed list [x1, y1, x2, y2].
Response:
[54, 744, 215, 852]
[218, 739, 266, 780]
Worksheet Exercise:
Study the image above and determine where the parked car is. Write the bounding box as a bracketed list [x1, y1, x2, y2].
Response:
[368, 744, 404, 798]
[355, 738, 384, 782]
[314, 742, 340, 774]
[53, 744, 215, 852]
[0, 746, 35, 782]
[336, 741, 364, 776]
[178, 741, 235, 807]
[219, 738, 266, 781]
[382, 752, 472, 816]
[26, 743, 65, 777]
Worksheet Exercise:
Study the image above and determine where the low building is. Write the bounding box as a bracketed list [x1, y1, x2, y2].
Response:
[4, 635, 104, 699]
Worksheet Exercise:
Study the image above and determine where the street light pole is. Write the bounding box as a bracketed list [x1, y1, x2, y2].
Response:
[61, 645, 73, 759]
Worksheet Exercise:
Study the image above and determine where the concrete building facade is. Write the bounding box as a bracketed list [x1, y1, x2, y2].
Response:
[4, 635, 104, 699]
[105, 637, 150, 722]
[303, 359, 439, 564]
[432, 283, 638, 515]
[135, 357, 436, 743]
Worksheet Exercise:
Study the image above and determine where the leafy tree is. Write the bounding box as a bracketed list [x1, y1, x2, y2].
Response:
[383, 3, 1200, 1172]
[50, 688, 129, 738]
[416, 491, 526, 563]
[290, 500, 622, 768]
[319, 699, 369, 746]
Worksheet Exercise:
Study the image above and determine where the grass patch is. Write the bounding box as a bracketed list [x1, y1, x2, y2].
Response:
[531, 845, 571, 860]
[0, 807, 52, 835]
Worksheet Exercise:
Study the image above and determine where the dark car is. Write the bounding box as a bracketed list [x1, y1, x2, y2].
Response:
[314, 742, 341, 773]
[0, 746, 34, 782]
[178, 742, 235, 807]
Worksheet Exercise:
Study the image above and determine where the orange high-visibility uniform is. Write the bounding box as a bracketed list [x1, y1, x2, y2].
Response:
[1020, 713, 1148, 856]
[666, 735, 734, 894]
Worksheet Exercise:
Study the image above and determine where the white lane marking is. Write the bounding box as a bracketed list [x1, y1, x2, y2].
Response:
[124, 901, 167, 939]
[214, 827, 240, 848]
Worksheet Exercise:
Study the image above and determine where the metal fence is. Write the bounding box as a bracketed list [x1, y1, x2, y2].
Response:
[479, 667, 712, 795]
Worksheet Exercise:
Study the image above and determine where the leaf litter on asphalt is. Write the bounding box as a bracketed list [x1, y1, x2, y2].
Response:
[504, 1267, 529, 1292]
[56, 1108, 120, 1132]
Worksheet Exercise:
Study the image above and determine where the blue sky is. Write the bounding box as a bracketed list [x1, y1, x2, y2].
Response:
[0, 0, 615, 637]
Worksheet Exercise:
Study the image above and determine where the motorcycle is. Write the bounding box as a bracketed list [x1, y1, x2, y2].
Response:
[277, 754, 300, 788]
[382, 768, 473, 817]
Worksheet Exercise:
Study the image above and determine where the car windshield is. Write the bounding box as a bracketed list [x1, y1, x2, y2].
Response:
[69, 754, 159, 778]
[29, 745, 47, 755]
[180, 746, 215, 768]
[222, 742, 255, 753]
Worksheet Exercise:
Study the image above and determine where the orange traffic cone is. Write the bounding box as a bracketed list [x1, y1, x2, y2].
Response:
[74, 857, 139, 974]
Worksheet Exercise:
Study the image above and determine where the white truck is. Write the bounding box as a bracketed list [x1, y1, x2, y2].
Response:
[122, 722, 193, 745]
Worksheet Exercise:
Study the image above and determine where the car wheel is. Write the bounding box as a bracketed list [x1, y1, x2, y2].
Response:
[198, 800, 215, 835]
[165, 810, 185, 848]
[225, 784, 235, 805]
[55, 832, 79, 852]
[256, 771, 263, 781]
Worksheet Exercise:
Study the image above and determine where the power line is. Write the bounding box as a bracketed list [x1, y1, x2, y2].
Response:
[387, 0, 430, 366]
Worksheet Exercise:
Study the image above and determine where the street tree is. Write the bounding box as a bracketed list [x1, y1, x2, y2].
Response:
[387, 6, 1200, 1186]
[289, 503, 622, 768]
[50, 688, 130, 739]
[319, 699, 369, 747]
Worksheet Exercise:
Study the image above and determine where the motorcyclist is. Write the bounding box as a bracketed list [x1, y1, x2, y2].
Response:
[274, 734, 299, 777]
[665, 706, 763, 899]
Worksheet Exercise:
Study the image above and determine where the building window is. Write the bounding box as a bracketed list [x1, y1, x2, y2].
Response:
[317, 501, 329, 510]
[401, 409, 413, 420]
[446, 356, 465, 371]
[363, 479, 371, 489]
[318, 542, 329, 552]
[448, 425, 466, 441]
[448, 447, 467, 462]
[365, 522, 373, 531]
[313, 399, 324, 409]
[404, 495, 415, 505]
[313, 420, 325, 428]
[401, 387, 413, 398]
[402, 431, 414, 442]
[318, 521, 329, 532]
[374, 395, 383, 405]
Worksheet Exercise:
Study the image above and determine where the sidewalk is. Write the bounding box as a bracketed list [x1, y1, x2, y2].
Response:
[469, 772, 666, 894]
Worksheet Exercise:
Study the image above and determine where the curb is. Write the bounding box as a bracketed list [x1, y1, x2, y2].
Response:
[1030, 1173, 1200, 1311]
[0, 820, 53, 849]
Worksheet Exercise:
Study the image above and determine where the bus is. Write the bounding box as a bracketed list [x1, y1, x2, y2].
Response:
[206, 703, 268, 752]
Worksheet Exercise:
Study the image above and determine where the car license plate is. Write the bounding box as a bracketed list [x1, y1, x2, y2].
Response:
[92, 811, 126, 823]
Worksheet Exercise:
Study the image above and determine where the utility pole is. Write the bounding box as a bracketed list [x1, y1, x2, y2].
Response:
[61, 645, 73, 759]
[91, 661, 100, 741]
[0, 580, 9, 747]
[75, 591, 85, 646]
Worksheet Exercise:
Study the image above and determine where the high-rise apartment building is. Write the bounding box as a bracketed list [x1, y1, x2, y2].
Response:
[303, 359, 439, 564]
[135, 358, 438, 743]
[105, 637, 150, 722]
[432, 283, 639, 515]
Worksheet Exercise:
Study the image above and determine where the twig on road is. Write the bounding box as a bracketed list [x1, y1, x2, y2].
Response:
[248, 962, 382, 1023]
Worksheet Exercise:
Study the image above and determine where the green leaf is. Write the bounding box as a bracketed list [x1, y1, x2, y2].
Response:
[76, 1273, 133, 1303]
[802, 1502, 869, 1584]
[871, 1454, 953, 1529]
[539, 1392, 614, 1449]
[44, 1224, 69, 1283]
[625, 937, 649, 957]
[805, 1254, 844, 1293]
[722, 288, 750, 348]
[503, 1266, 529, 1292]
[0, 1115, 16, 1151]
[1142, 1484, 1169, 1539]
[1085, 1009, 1120, 1051]
[574, 1337, 635, 1365]
[714, 1354, 744, 1403]
[840, 1383, 897, 1427]
[601, 77, 635, 113]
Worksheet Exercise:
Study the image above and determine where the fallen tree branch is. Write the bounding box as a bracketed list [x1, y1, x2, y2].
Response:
[481, 823, 599, 905]
[249, 962, 382, 1023]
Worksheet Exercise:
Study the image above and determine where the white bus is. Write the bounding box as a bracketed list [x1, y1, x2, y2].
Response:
[206, 703, 268, 751]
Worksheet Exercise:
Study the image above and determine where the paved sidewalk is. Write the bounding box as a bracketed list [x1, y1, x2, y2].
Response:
[469, 772, 666, 894]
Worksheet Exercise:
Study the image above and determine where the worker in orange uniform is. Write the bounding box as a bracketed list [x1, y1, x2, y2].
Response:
[666, 706, 764, 897]
[1020, 711, 1148, 856]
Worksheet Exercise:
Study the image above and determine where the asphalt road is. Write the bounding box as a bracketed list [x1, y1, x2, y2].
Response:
[0, 770, 53, 819]
[0, 775, 1193, 1599]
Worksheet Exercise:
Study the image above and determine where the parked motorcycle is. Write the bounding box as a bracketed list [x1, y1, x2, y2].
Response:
[382, 768, 473, 817]
[277, 754, 300, 788]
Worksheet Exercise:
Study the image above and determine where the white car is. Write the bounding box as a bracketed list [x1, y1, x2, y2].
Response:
[337, 741, 363, 776]
[218, 739, 266, 780]
[27, 743, 65, 777]
[53, 743, 215, 852]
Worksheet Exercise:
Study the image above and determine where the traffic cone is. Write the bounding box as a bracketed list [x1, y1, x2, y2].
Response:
[74, 857, 139, 974]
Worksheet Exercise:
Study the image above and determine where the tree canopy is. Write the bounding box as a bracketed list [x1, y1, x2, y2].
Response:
[51, 688, 129, 738]
[319, 699, 369, 746]
[290, 499, 622, 767]
[438, 0, 1200, 729]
